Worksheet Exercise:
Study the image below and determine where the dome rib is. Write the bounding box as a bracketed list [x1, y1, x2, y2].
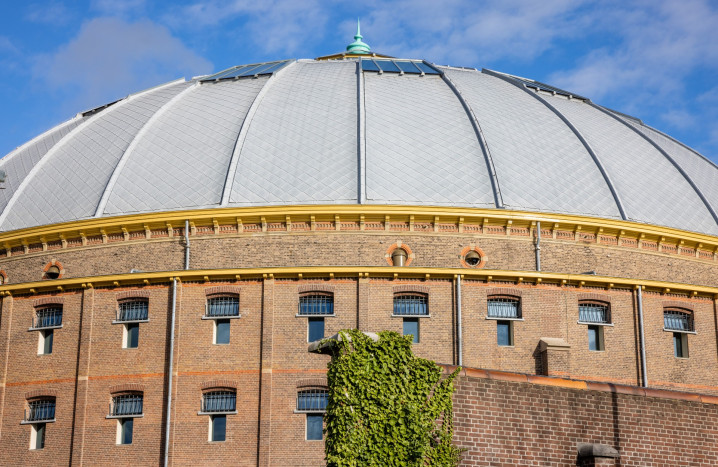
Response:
[484, 69, 627, 220]
[591, 103, 718, 229]
[95, 82, 198, 217]
[440, 70, 503, 209]
[357, 60, 366, 204]
[220, 60, 298, 206]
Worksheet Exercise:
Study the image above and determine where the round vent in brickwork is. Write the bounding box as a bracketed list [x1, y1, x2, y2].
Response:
[42, 261, 64, 280]
[460, 246, 487, 269]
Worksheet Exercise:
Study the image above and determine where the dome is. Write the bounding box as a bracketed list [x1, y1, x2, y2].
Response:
[2, 56, 718, 236]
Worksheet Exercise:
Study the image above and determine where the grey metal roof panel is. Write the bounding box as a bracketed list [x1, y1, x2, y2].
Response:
[621, 117, 718, 221]
[442, 68, 621, 218]
[546, 96, 718, 234]
[228, 61, 359, 205]
[103, 77, 268, 215]
[363, 72, 495, 207]
[1, 82, 190, 231]
[0, 117, 83, 215]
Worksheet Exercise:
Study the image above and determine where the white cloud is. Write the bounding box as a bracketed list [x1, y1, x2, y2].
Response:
[33, 17, 212, 112]
[90, 0, 147, 17]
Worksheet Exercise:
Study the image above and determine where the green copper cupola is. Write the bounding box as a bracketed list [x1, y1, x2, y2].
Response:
[346, 20, 371, 54]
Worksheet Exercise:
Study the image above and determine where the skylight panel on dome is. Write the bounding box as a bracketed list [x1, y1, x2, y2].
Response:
[485, 69, 587, 100]
[360, 59, 440, 75]
[200, 60, 291, 82]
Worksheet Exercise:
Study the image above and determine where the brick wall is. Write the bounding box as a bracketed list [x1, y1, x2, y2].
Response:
[452, 368, 718, 466]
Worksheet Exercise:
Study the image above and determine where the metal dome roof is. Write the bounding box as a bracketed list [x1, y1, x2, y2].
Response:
[2, 57, 718, 235]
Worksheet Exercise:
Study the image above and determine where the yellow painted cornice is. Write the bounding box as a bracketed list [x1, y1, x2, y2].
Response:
[0, 266, 716, 299]
[1, 205, 718, 252]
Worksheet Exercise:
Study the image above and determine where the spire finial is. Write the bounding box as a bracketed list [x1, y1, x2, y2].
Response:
[346, 18, 371, 54]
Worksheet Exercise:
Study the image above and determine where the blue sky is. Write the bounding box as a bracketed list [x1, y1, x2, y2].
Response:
[1, 0, 717, 162]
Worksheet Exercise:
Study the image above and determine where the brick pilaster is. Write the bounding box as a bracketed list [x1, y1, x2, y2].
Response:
[70, 286, 94, 466]
[257, 276, 274, 466]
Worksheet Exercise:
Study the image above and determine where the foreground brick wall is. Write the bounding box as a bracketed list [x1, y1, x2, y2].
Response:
[452, 368, 718, 466]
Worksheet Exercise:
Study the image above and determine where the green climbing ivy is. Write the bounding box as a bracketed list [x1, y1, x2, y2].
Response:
[323, 329, 462, 466]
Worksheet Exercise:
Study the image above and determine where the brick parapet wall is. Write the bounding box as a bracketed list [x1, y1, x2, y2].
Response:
[447, 365, 718, 466]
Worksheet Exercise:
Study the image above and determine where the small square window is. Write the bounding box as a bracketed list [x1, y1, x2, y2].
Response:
[306, 414, 323, 441]
[587, 325, 604, 351]
[38, 329, 53, 355]
[117, 418, 133, 445]
[214, 319, 230, 345]
[30, 423, 46, 450]
[123, 323, 139, 349]
[308, 318, 325, 342]
[403, 318, 419, 343]
[210, 414, 226, 442]
[673, 332, 688, 358]
[497, 320, 513, 346]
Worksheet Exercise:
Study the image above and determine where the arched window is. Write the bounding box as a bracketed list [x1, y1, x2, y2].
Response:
[578, 301, 610, 352]
[24, 397, 56, 450]
[109, 392, 143, 445]
[201, 389, 237, 442]
[487, 296, 521, 347]
[393, 293, 428, 343]
[298, 293, 335, 343]
[297, 389, 329, 441]
[664, 308, 693, 358]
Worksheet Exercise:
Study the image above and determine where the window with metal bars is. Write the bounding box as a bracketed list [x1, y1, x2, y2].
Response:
[110, 394, 143, 417]
[298, 294, 334, 315]
[393, 294, 428, 316]
[206, 296, 239, 318]
[117, 300, 148, 321]
[25, 399, 55, 422]
[487, 297, 520, 319]
[202, 391, 237, 413]
[33, 307, 62, 329]
[578, 302, 610, 324]
[664, 309, 693, 332]
[296, 389, 329, 412]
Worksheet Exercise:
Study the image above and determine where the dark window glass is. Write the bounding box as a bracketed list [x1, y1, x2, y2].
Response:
[497, 321, 512, 346]
[308, 318, 324, 342]
[403, 318, 419, 343]
[415, 62, 441, 74]
[203, 391, 236, 412]
[306, 414, 323, 440]
[43, 330, 53, 354]
[126, 324, 139, 349]
[396, 61, 422, 74]
[360, 59, 381, 72]
[588, 325, 599, 351]
[299, 295, 334, 315]
[112, 394, 143, 416]
[36, 307, 62, 328]
[35, 423, 46, 449]
[207, 296, 239, 317]
[296, 390, 329, 412]
[393, 295, 428, 315]
[27, 399, 55, 421]
[211, 415, 227, 442]
[215, 319, 230, 344]
[673, 332, 687, 358]
[375, 60, 401, 73]
[118, 300, 148, 321]
[120, 418, 133, 445]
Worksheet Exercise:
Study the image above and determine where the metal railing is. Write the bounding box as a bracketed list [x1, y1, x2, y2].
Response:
[110, 394, 143, 417]
[296, 389, 329, 412]
[205, 296, 239, 317]
[25, 400, 55, 422]
[579, 303, 609, 323]
[33, 307, 63, 329]
[393, 295, 428, 315]
[117, 300, 149, 321]
[487, 298, 520, 319]
[202, 391, 236, 413]
[298, 295, 334, 315]
[664, 310, 692, 332]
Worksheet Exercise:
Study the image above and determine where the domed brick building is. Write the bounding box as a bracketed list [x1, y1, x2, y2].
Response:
[1, 30, 717, 466]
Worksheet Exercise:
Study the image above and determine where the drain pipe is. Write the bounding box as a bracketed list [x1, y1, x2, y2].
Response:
[184, 220, 190, 270]
[636, 285, 648, 387]
[456, 275, 463, 366]
[164, 277, 178, 466]
[535, 221, 541, 271]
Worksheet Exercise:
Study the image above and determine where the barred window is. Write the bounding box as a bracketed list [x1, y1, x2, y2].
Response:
[487, 297, 520, 319]
[296, 389, 329, 412]
[111, 394, 143, 417]
[202, 391, 237, 413]
[664, 309, 693, 332]
[118, 300, 148, 321]
[34, 307, 62, 329]
[298, 294, 334, 315]
[25, 399, 55, 422]
[206, 296, 239, 317]
[393, 294, 428, 316]
[579, 302, 609, 323]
